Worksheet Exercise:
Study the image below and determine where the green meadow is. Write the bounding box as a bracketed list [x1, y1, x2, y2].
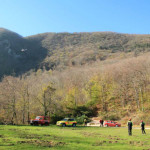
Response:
[0, 125, 149, 150]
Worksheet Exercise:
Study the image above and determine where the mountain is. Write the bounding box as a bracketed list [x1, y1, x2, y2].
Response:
[0, 28, 47, 78]
[26, 32, 150, 70]
[1, 28, 150, 78]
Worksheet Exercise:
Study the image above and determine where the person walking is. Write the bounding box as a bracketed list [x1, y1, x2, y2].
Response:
[127, 118, 133, 136]
[140, 120, 146, 134]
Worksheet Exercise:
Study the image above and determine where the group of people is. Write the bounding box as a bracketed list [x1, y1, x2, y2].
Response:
[127, 119, 146, 136]
[99, 118, 146, 136]
[85, 118, 146, 135]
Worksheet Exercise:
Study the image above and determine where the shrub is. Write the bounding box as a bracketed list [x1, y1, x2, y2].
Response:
[76, 115, 91, 124]
[50, 114, 64, 124]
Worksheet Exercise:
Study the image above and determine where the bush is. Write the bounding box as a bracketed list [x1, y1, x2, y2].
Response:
[76, 115, 91, 124]
[50, 114, 64, 124]
[69, 105, 98, 117]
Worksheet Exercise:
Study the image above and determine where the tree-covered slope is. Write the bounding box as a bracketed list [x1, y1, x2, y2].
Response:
[1, 28, 150, 124]
[26, 32, 150, 70]
[1, 28, 150, 77]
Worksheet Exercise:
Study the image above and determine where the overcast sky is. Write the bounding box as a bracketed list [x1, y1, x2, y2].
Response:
[1, 0, 150, 36]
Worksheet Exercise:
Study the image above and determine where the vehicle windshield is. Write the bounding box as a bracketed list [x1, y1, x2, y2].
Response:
[36, 116, 42, 120]
[61, 118, 68, 121]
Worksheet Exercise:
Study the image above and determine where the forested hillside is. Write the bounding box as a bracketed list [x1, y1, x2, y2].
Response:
[26, 31, 150, 71]
[1, 28, 150, 77]
[1, 28, 150, 125]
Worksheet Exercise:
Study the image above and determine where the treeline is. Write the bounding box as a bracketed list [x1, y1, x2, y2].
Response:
[1, 54, 150, 125]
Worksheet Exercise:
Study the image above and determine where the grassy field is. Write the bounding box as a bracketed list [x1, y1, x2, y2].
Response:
[0, 125, 149, 150]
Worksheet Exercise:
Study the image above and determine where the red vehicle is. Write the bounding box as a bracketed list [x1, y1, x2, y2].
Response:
[103, 120, 121, 127]
[30, 116, 50, 126]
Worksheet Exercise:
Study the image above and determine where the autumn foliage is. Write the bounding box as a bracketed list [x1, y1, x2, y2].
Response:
[1, 53, 150, 125]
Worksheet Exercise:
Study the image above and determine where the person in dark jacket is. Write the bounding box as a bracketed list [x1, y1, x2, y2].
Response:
[140, 120, 146, 134]
[127, 119, 133, 136]
[99, 119, 104, 127]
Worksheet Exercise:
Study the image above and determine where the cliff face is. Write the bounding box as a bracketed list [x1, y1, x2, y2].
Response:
[0, 28, 47, 78]
[0, 28, 24, 77]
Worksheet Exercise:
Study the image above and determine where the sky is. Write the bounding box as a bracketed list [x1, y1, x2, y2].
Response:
[0, 0, 150, 36]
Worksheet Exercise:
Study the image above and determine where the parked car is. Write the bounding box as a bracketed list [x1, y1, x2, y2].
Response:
[30, 116, 50, 126]
[56, 118, 77, 127]
[103, 120, 121, 127]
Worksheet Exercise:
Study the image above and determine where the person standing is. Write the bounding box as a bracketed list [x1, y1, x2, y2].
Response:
[84, 118, 87, 126]
[101, 119, 104, 127]
[127, 119, 133, 136]
[99, 120, 102, 127]
[140, 120, 146, 134]
[100, 119, 104, 127]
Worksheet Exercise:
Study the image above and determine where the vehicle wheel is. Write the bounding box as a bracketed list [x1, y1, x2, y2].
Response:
[45, 122, 49, 126]
[105, 124, 108, 127]
[72, 123, 76, 127]
[33, 122, 39, 126]
[62, 123, 66, 127]
[116, 125, 118, 127]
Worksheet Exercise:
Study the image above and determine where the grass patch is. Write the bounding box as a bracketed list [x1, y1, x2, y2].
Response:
[0, 125, 149, 150]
